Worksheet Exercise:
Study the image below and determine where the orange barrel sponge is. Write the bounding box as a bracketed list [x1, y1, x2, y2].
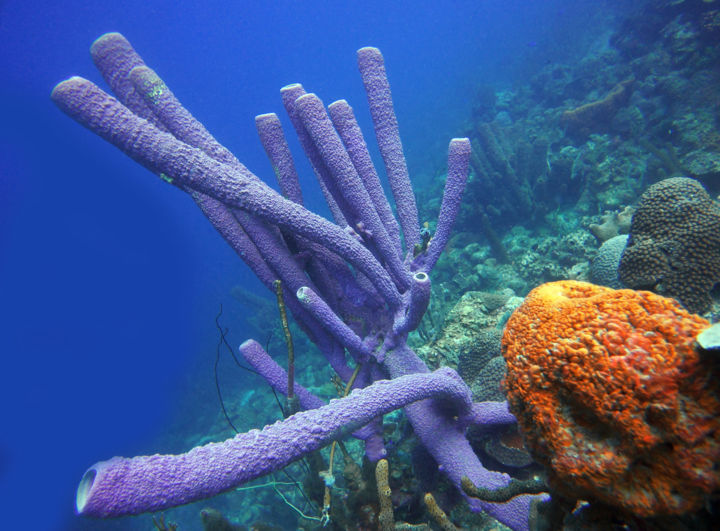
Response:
[502, 280, 719, 517]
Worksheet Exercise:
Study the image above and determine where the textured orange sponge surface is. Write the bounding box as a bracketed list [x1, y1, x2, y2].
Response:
[502, 280, 719, 517]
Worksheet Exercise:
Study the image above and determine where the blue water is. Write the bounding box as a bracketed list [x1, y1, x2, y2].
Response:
[0, 1, 620, 529]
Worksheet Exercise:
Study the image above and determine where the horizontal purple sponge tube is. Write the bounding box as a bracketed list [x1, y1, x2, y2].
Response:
[76, 368, 470, 518]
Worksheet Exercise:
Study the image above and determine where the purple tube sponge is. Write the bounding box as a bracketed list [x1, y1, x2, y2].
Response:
[255, 113, 304, 204]
[53, 33, 542, 531]
[393, 271, 431, 337]
[357, 46, 420, 250]
[75, 369, 472, 518]
[414, 138, 472, 272]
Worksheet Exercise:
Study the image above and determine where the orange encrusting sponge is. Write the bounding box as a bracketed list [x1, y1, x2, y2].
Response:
[502, 280, 719, 517]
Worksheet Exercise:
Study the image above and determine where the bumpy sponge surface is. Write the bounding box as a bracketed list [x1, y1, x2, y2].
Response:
[502, 281, 719, 517]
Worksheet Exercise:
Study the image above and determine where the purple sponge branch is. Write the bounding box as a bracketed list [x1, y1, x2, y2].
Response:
[463, 400, 519, 430]
[51, 77, 403, 309]
[240, 339, 326, 411]
[126, 62, 366, 378]
[281, 83, 348, 226]
[240, 339, 387, 460]
[53, 34, 541, 530]
[357, 46, 420, 251]
[414, 138, 472, 272]
[392, 271, 431, 337]
[379, 344, 535, 531]
[295, 92, 410, 290]
[193, 195, 275, 288]
[91, 36, 307, 318]
[328, 99, 403, 254]
[254, 113, 304, 204]
[89, 33, 163, 130]
[128, 65, 242, 169]
[297, 286, 373, 363]
[75, 369, 472, 518]
[192, 195, 355, 381]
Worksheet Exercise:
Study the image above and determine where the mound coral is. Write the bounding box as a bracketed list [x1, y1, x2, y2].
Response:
[502, 280, 720, 517]
[619, 176, 720, 314]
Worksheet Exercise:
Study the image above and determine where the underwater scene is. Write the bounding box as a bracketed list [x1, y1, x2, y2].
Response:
[1, 0, 719, 530]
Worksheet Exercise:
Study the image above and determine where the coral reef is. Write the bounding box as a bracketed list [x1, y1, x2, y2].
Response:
[50, 1, 720, 528]
[416, 290, 519, 403]
[502, 280, 720, 517]
[587, 205, 634, 243]
[589, 234, 628, 289]
[560, 77, 635, 141]
[417, 0, 720, 291]
[471, 357, 507, 403]
[375, 459, 394, 531]
[200, 508, 246, 531]
[423, 492, 459, 531]
[619, 176, 720, 313]
[456, 328, 502, 384]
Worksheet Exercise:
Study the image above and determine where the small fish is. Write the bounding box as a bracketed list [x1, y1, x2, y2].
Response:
[697, 322, 720, 351]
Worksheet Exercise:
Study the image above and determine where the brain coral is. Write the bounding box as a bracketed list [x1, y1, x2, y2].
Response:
[469, 355, 506, 402]
[590, 234, 628, 289]
[457, 328, 502, 379]
[502, 280, 719, 517]
[618, 176, 720, 314]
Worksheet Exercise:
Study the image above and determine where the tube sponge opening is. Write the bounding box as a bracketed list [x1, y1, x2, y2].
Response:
[76, 468, 97, 514]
